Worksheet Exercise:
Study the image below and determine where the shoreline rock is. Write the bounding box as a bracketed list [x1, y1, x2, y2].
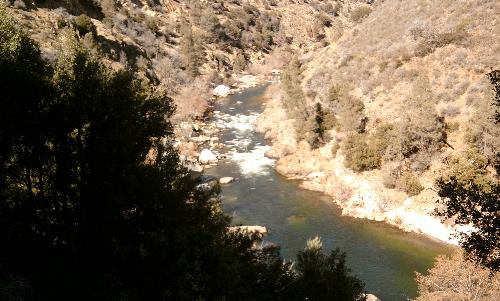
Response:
[219, 177, 235, 184]
[199, 148, 218, 164]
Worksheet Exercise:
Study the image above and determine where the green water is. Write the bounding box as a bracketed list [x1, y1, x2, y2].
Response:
[207, 85, 454, 300]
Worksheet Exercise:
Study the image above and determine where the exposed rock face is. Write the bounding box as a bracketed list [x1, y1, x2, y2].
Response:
[199, 149, 218, 164]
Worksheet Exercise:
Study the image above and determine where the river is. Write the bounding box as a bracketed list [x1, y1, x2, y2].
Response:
[206, 84, 453, 300]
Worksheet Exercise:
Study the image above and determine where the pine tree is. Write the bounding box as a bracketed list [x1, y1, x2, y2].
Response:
[180, 18, 202, 77]
[233, 51, 247, 73]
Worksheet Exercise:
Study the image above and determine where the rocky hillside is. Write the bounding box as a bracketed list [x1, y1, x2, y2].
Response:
[257, 0, 500, 242]
[7, 0, 497, 242]
[6, 0, 377, 119]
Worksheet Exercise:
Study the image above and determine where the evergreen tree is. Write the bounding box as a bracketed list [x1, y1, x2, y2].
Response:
[180, 18, 202, 78]
[0, 11, 367, 301]
[233, 50, 247, 73]
[288, 237, 366, 301]
[436, 178, 500, 271]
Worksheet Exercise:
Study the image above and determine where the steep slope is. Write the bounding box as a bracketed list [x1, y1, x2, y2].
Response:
[257, 0, 500, 242]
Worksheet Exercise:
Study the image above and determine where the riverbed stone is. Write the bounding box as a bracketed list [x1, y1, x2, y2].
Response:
[365, 294, 381, 301]
[199, 149, 218, 164]
[213, 85, 231, 97]
[219, 177, 234, 184]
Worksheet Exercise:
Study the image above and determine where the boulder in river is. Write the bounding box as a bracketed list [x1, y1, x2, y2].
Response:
[365, 294, 381, 301]
[219, 177, 234, 184]
[199, 149, 218, 164]
[213, 85, 231, 97]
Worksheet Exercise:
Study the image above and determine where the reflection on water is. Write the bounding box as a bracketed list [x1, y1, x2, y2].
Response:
[206, 85, 454, 301]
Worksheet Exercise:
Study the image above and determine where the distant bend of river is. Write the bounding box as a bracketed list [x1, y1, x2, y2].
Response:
[206, 85, 453, 301]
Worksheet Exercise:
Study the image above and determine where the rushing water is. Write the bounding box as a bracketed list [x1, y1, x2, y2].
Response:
[206, 85, 453, 300]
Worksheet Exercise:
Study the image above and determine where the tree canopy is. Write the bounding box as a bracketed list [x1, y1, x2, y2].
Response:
[0, 9, 366, 301]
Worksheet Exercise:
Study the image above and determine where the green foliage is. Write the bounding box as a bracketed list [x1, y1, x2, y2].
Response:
[396, 171, 424, 196]
[328, 84, 366, 133]
[351, 6, 372, 23]
[440, 148, 491, 186]
[369, 123, 395, 157]
[180, 18, 202, 77]
[467, 70, 500, 174]
[0, 13, 366, 300]
[341, 132, 381, 172]
[414, 21, 469, 57]
[385, 78, 445, 160]
[232, 50, 246, 72]
[303, 103, 335, 149]
[201, 7, 221, 39]
[436, 178, 500, 271]
[73, 14, 97, 37]
[290, 237, 366, 301]
[282, 56, 309, 140]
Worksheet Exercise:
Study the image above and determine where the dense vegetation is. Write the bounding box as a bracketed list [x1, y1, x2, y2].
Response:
[0, 9, 367, 300]
[415, 251, 499, 301]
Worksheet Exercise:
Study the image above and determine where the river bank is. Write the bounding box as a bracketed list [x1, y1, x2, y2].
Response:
[173, 73, 272, 175]
[202, 85, 453, 300]
[255, 84, 460, 245]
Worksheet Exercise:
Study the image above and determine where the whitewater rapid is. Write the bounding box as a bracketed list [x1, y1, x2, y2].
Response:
[214, 110, 275, 176]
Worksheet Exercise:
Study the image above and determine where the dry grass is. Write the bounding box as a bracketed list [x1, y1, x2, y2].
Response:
[296, 0, 499, 200]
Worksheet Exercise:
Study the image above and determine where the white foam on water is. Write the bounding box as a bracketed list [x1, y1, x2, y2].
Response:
[214, 110, 275, 176]
[230, 145, 275, 176]
[214, 111, 259, 132]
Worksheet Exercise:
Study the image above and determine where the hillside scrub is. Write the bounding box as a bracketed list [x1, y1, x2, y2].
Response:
[327, 84, 366, 133]
[341, 133, 381, 172]
[414, 251, 500, 301]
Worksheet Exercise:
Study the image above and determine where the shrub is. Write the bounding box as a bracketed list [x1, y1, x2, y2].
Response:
[382, 164, 400, 189]
[13, 0, 26, 9]
[414, 22, 469, 57]
[232, 51, 246, 72]
[369, 123, 395, 157]
[291, 237, 366, 300]
[73, 14, 97, 36]
[415, 251, 500, 301]
[440, 103, 460, 117]
[439, 148, 490, 186]
[145, 16, 158, 32]
[56, 17, 68, 29]
[385, 78, 445, 160]
[327, 84, 366, 133]
[341, 132, 381, 172]
[466, 73, 500, 170]
[351, 6, 372, 23]
[395, 171, 424, 196]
